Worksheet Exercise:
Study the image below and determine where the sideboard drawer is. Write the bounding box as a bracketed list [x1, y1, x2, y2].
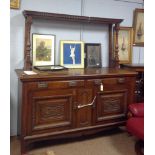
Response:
[102, 77, 126, 85]
[87, 77, 128, 91]
[26, 80, 84, 90]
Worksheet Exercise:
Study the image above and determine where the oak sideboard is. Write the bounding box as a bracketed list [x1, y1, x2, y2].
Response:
[16, 68, 137, 154]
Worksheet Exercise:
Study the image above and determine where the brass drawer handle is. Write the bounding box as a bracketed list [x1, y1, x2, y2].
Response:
[69, 81, 77, 87]
[38, 82, 48, 88]
[77, 96, 96, 109]
[117, 78, 125, 84]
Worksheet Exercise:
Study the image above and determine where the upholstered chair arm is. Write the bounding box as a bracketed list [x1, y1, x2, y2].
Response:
[128, 103, 144, 117]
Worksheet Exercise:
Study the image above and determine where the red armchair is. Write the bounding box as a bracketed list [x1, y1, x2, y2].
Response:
[126, 103, 144, 155]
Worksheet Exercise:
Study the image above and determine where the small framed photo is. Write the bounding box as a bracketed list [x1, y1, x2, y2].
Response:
[60, 40, 84, 68]
[32, 34, 55, 66]
[85, 43, 102, 68]
[114, 27, 133, 64]
[133, 8, 144, 46]
[10, 0, 20, 9]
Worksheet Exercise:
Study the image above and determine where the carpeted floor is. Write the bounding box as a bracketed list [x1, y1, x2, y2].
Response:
[11, 128, 137, 155]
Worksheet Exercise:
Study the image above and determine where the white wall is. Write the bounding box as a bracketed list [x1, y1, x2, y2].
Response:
[10, 0, 144, 136]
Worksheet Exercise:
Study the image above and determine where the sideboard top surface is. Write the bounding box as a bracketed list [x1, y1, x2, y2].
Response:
[120, 64, 144, 72]
[16, 68, 137, 82]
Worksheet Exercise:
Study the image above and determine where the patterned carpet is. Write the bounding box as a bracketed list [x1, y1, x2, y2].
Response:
[11, 128, 137, 155]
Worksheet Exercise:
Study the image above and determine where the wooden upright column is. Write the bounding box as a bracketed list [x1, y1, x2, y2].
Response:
[24, 16, 32, 70]
[109, 24, 113, 68]
[114, 23, 120, 68]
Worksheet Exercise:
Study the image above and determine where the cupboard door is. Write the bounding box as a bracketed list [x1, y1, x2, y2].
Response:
[27, 89, 76, 135]
[76, 89, 94, 128]
[93, 90, 127, 125]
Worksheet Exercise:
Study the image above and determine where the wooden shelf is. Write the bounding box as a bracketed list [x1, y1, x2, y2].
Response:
[23, 10, 123, 70]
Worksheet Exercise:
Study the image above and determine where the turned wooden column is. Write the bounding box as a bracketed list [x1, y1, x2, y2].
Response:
[108, 24, 113, 68]
[114, 23, 120, 68]
[24, 15, 32, 70]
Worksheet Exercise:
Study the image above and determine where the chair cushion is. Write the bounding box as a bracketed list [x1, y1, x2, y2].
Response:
[127, 117, 144, 140]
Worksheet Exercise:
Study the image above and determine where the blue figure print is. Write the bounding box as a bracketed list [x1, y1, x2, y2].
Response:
[63, 43, 81, 65]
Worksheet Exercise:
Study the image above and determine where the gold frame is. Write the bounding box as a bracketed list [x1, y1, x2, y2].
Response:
[60, 40, 84, 68]
[133, 8, 144, 46]
[10, 0, 20, 9]
[114, 27, 133, 64]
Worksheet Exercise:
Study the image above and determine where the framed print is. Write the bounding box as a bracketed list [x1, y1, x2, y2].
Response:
[10, 0, 20, 9]
[60, 40, 84, 68]
[85, 43, 102, 68]
[32, 34, 55, 66]
[114, 27, 133, 64]
[133, 8, 144, 46]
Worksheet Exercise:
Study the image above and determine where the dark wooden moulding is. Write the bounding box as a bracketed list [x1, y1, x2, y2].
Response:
[23, 10, 123, 70]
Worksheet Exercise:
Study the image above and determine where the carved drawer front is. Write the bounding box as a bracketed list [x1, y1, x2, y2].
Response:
[94, 90, 127, 123]
[30, 94, 74, 134]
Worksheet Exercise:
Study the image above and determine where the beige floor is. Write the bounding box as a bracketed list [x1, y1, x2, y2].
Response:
[11, 129, 137, 155]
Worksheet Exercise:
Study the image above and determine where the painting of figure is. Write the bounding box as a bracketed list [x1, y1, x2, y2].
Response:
[60, 41, 84, 68]
[133, 8, 144, 46]
[63, 44, 81, 65]
[118, 31, 129, 62]
[114, 27, 132, 64]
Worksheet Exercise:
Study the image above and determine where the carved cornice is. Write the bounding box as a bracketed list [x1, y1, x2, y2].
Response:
[23, 10, 123, 25]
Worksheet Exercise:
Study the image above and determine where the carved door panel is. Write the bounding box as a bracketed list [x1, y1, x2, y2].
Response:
[93, 90, 127, 125]
[27, 89, 76, 135]
[76, 89, 94, 128]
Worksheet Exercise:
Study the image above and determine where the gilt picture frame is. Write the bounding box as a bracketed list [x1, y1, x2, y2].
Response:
[114, 27, 133, 64]
[32, 33, 55, 67]
[133, 8, 144, 46]
[85, 43, 102, 68]
[10, 0, 20, 9]
[60, 40, 84, 68]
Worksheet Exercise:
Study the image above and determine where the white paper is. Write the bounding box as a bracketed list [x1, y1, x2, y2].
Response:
[24, 71, 37, 75]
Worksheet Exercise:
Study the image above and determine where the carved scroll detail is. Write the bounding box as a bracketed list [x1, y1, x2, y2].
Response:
[104, 99, 121, 112]
[40, 104, 65, 120]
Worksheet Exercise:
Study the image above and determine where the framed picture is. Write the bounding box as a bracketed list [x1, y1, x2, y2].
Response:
[133, 8, 144, 46]
[114, 27, 133, 64]
[32, 34, 55, 66]
[10, 0, 20, 9]
[85, 43, 102, 68]
[60, 40, 84, 68]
